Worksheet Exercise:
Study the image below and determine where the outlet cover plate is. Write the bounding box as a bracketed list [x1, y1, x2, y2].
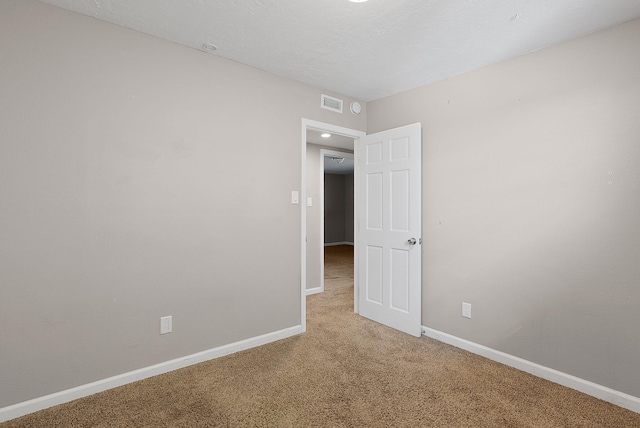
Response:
[160, 316, 172, 334]
[462, 302, 471, 319]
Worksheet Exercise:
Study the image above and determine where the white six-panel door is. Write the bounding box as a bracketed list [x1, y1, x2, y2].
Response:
[357, 123, 422, 337]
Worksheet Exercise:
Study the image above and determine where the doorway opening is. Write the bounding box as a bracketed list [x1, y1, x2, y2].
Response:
[316, 149, 354, 294]
[300, 119, 365, 333]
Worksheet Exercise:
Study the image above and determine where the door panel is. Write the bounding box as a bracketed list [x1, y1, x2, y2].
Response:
[365, 245, 383, 304]
[357, 123, 421, 337]
[390, 169, 410, 232]
[366, 173, 383, 230]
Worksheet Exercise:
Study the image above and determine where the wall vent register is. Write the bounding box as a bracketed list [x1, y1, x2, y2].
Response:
[321, 94, 343, 113]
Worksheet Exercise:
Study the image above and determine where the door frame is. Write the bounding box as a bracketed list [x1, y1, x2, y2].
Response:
[318, 149, 355, 294]
[301, 119, 365, 332]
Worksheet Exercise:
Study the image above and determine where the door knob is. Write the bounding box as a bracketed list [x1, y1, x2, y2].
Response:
[407, 238, 417, 245]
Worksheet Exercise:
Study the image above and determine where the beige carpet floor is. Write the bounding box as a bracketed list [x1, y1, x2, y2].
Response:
[4, 245, 640, 427]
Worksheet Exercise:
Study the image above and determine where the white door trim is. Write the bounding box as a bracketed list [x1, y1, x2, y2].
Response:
[301, 119, 365, 331]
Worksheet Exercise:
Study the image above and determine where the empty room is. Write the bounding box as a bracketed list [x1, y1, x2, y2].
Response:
[1, 0, 640, 426]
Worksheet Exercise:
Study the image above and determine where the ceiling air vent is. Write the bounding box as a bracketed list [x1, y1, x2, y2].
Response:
[321, 94, 343, 113]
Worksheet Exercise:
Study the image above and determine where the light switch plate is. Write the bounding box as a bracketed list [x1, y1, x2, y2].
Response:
[291, 191, 299, 204]
[307, 197, 313, 207]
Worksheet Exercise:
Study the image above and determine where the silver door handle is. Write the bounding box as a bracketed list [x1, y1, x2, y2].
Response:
[407, 238, 417, 245]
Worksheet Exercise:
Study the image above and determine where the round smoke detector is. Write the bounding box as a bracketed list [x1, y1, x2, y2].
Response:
[350, 102, 362, 115]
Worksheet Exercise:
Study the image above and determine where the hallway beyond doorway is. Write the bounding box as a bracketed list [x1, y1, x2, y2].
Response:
[323, 245, 354, 291]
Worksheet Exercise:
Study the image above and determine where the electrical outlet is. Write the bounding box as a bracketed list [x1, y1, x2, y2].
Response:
[160, 316, 172, 334]
[462, 302, 471, 319]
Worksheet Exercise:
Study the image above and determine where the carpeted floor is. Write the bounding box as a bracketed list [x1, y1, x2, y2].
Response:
[4, 245, 640, 427]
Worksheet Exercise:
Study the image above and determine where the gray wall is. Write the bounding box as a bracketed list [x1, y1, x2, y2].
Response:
[368, 19, 640, 397]
[324, 172, 355, 245]
[0, 0, 366, 408]
[305, 144, 323, 291]
[345, 173, 354, 243]
[324, 174, 346, 244]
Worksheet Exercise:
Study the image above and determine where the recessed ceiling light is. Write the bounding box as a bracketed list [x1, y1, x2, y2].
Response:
[349, 0, 368, 2]
[202, 43, 217, 52]
[321, 133, 331, 138]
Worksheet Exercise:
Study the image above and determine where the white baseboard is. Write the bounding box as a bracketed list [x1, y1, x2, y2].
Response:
[0, 325, 303, 423]
[306, 286, 323, 295]
[422, 326, 640, 414]
[324, 241, 354, 247]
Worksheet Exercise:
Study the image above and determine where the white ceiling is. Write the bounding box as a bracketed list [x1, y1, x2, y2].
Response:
[39, 0, 640, 102]
[307, 129, 354, 151]
[307, 129, 355, 174]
